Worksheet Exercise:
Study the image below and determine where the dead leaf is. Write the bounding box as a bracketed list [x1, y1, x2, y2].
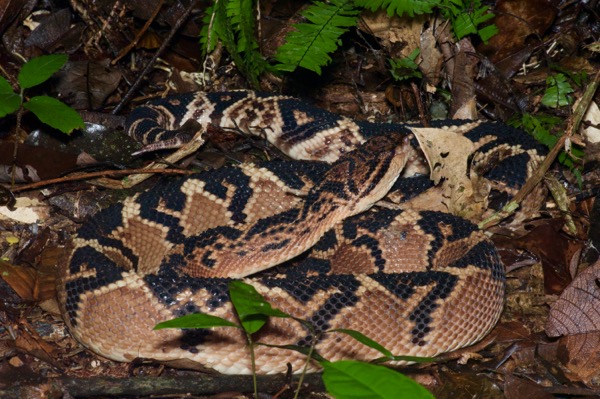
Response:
[0, 0, 27, 35]
[358, 10, 424, 59]
[581, 101, 600, 144]
[504, 375, 554, 399]
[410, 122, 484, 218]
[0, 142, 79, 181]
[0, 261, 56, 303]
[495, 218, 582, 295]
[449, 39, 478, 118]
[55, 60, 122, 110]
[540, 332, 600, 386]
[419, 23, 443, 86]
[478, 0, 558, 76]
[546, 260, 600, 337]
[24, 8, 72, 51]
[13, 324, 60, 368]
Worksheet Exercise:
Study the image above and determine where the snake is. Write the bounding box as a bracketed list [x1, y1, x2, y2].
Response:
[57, 90, 547, 374]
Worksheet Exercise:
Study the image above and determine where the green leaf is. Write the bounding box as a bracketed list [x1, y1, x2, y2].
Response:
[274, 0, 360, 74]
[452, 13, 478, 39]
[331, 329, 393, 358]
[331, 329, 435, 363]
[199, 0, 268, 88]
[23, 96, 84, 134]
[199, 5, 220, 55]
[18, 54, 68, 89]
[154, 313, 239, 330]
[478, 23, 499, 43]
[322, 361, 434, 399]
[509, 113, 582, 175]
[440, 0, 497, 42]
[0, 76, 20, 117]
[354, 0, 441, 17]
[389, 48, 422, 81]
[257, 343, 329, 363]
[228, 281, 290, 334]
[542, 73, 574, 108]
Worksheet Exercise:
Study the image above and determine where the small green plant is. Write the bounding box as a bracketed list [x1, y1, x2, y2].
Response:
[0, 54, 84, 134]
[509, 113, 583, 182]
[155, 280, 434, 399]
[200, 0, 498, 81]
[273, 0, 498, 74]
[200, 0, 269, 88]
[541, 73, 574, 108]
[389, 48, 423, 81]
[439, 0, 498, 42]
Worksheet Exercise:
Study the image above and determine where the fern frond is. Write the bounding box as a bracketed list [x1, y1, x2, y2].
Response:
[226, 0, 268, 87]
[199, 0, 267, 88]
[354, 0, 441, 17]
[199, 4, 221, 55]
[274, 0, 360, 74]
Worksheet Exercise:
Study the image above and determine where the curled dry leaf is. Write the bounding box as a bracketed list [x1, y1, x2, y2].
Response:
[410, 122, 485, 218]
[539, 332, 600, 387]
[546, 260, 600, 337]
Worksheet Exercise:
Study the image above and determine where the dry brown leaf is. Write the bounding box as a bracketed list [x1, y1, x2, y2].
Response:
[546, 260, 600, 337]
[13, 325, 60, 367]
[410, 122, 486, 218]
[55, 60, 122, 109]
[419, 23, 443, 86]
[358, 10, 423, 59]
[0, 261, 55, 302]
[504, 375, 554, 399]
[478, 0, 557, 75]
[542, 332, 600, 386]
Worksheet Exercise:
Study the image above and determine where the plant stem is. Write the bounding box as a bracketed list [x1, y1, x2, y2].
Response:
[246, 333, 258, 399]
[293, 339, 317, 399]
[11, 88, 24, 187]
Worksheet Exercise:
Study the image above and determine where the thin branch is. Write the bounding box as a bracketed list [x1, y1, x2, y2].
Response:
[112, 0, 201, 115]
[479, 70, 600, 229]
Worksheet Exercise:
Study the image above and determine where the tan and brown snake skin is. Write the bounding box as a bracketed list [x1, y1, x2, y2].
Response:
[57, 91, 546, 374]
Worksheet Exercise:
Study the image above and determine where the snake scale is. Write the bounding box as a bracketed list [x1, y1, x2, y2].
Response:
[57, 91, 547, 374]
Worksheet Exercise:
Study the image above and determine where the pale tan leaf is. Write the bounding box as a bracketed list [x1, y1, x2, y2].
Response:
[410, 122, 484, 218]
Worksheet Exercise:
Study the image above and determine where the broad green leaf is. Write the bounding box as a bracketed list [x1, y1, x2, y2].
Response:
[228, 281, 290, 334]
[23, 96, 84, 134]
[322, 361, 434, 399]
[18, 54, 68, 89]
[154, 313, 239, 330]
[0, 76, 20, 117]
[0, 76, 15, 94]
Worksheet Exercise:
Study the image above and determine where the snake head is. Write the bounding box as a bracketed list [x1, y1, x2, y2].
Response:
[310, 132, 410, 217]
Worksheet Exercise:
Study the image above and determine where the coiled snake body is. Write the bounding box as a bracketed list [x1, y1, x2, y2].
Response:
[57, 91, 546, 374]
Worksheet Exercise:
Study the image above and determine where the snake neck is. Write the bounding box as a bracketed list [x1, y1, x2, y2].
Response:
[174, 134, 409, 279]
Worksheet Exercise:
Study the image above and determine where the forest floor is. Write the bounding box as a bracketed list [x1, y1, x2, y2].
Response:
[1, 0, 600, 398]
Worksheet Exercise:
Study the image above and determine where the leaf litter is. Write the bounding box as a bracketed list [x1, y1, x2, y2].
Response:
[0, 0, 599, 398]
